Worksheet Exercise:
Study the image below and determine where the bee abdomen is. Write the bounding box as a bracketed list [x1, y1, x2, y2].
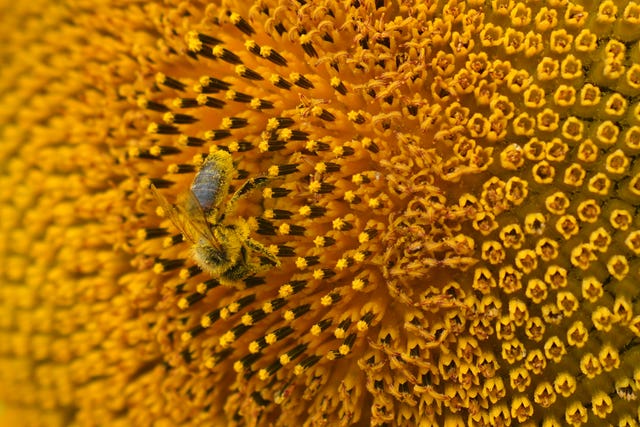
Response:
[191, 168, 226, 209]
[191, 150, 234, 210]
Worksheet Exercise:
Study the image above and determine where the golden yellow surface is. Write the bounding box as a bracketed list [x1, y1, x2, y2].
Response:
[2, 0, 640, 426]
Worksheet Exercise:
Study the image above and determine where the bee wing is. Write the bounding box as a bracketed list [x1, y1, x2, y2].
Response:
[149, 184, 200, 244]
[178, 189, 224, 252]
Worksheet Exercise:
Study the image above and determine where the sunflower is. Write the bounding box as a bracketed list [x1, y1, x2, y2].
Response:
[2, 0, 640, 426]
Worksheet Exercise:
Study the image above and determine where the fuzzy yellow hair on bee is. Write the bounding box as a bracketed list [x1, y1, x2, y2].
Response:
[152, 150, 280, 284]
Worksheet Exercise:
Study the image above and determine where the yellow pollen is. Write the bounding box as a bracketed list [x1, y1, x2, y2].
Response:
[258, 369, 269, 381]
[279, 354, 291, 365]
[219, 331, 235, 348]
[352, 279, 365, 290]
[278, 223, 291, 235]
[308, 181, 321, 193]
[344, 191, 357, 203]
[279, 284, 293, 298]
[267, 165, 280, 177]
[332, 218, 345, 230]
[249, 341, 260, 354]
[241, 314, 253, 325]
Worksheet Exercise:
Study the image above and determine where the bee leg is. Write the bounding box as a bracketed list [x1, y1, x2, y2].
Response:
[245, 238, 281, 267]
[221, 259, 272, 284]
[225, 177, 269, 216]
[221, 261, 254, 283]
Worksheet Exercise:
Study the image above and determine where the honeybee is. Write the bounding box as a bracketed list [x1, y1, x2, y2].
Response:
[152, 150, 280, 284]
